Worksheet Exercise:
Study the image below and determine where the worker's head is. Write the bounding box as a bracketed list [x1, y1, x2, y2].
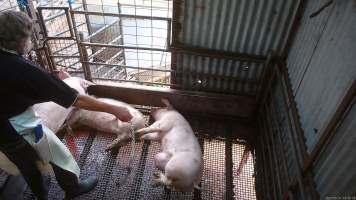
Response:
[0, 10, 33, 54]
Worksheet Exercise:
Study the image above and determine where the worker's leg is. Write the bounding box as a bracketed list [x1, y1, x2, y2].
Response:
[0, 120, 48, 200]
[51, 163, 98, 199]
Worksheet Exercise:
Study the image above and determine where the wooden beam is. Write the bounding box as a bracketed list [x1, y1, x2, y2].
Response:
[88, 84, 256, 118]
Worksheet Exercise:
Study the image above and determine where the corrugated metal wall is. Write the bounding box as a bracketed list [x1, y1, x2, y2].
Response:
[287, 0, 356, 152]
[285, 0, 356, 198]
[255, 65, 317, 200]
[313, 102, 356, 198]
[177, 0, 298, 55]
[175, 55, 263, 95]
[173, 0, 300, 95]
[256, 0, 356, 198]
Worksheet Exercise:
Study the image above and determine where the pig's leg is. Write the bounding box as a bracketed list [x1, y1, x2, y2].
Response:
[136, 120, 172, 137]
[140, 132, 161, 141]
[152, 171, 172, 188]
[106, 133, 130, 151]
[154, 152, 171, 170]
[135, 121, 162, 137]
[66, 109, 82, 129]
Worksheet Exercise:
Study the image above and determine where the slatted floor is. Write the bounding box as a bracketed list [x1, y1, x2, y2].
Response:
[1, 115, 256, 200]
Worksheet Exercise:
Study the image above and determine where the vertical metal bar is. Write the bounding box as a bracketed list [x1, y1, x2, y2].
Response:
[150, 0, 154, 84]
[166, 19, 171, 50]
[37, 8, 48, 37]
[81, 0, 92, 36]
[43, 42, 56, 72]
[79, 32, 92, 81]
[68, 3, 91, 81]
[254, 146, 262, 200]
[170, 0, 183, 87]
[117, 1, 127, 78]
[64, 8, 75, 38]
[225, 122, 233, 200]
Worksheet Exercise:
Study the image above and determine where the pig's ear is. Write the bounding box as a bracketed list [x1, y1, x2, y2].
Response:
[161, 98, 173, 110]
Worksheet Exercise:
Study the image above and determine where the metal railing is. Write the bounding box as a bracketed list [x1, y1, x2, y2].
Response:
[36, 0, 173, 87]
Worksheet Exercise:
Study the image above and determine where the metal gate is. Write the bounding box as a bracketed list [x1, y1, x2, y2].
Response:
[36, 0, 172, 87]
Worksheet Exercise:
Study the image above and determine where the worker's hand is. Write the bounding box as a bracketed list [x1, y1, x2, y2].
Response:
[112, 106, 133, 122]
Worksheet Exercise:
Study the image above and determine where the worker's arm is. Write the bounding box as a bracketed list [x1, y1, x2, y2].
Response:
[73, 94, 133, 122]
[21, 63, 132, 121]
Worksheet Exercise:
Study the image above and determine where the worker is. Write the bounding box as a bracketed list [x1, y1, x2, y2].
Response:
[0, 10, 133, 199]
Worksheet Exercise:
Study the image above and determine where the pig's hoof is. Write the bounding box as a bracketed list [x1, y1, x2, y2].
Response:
[105, 144, 116, 152]
[106, 139, 121, 151]
[151, 179, 161, 187]
[153, 171, 161, 178]
[105, 145, 117, 152]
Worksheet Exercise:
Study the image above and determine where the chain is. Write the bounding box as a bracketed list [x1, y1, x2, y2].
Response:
[127, 123, 135, 171]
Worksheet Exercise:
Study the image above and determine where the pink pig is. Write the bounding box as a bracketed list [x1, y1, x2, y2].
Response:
[136, 99, 203, 192]
[66, 98, 146, 151]
[33, 76, 93, 134]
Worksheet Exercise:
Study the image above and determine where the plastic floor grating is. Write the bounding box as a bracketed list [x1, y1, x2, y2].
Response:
[1, 115, 256, 200]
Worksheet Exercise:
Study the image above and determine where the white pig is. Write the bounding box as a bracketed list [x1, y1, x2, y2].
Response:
[33, 77, 93, 133]
[66, 98, 146, 151]
[136, 99, 203, 192]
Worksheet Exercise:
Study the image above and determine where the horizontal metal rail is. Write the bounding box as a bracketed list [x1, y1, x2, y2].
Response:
[56, 59, 81, 69]
[93, 77, 176, 87]
[85, 20, 119, 41]
[50, 55, 80, 58]
[53, 22, 86, 37]
[37, 6, 69, 10]
[71, 10, 171, 21]
[85, 61, 258, 83]
[45, 38, 77, 55]
[83, 61, 174, 73]
[81, 42, 168, 52]
[103, 60, 125, 79]
[42, 9, 67, 22]
[119, 3, 171, 10]
[88, 36, 123, 59]
[93, 50, 124, 75]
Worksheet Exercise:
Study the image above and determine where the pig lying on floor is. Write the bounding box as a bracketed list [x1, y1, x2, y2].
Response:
[136, 99, 203, 192]
[33, 76, 93, 134]
[66, 98, 146, 151]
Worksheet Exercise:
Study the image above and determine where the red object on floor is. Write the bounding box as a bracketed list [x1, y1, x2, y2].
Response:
[64, 134, 78, 158]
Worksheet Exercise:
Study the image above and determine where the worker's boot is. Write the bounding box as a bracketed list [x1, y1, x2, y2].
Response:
[0, 120, 48, 200]
[51, 163, 98, 199]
